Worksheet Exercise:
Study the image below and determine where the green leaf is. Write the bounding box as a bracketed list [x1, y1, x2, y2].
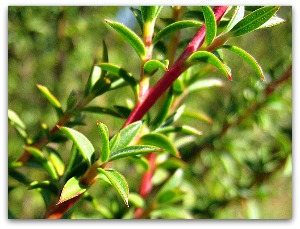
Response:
[109, 121, 142, 154]
[130, 156, 150, 171]
[113, 105, 132, 119]
[219, 45, 265, 80]
[157, 189, 185, 205]
[183, 110, 213, 124]
[66, 90, 77, 112]
[96, 121, 110, 162]
[157, 168, 184, 198]
[97, 168, 129, 206]
[130, 7, 143, 31]
[162, 104, 185, 127]
[231, 6, 280, 37]
[108, 145, 162, 162]
[36, 84, 63, 117]
[222, 6, 245, 34]
[8, 109, 28, 139]
[57, 177, 87, 204]
[155, 125, 203, 136]
[151, 88, 174, 129]
[150, 206, 192, 219]
[96, 63, 138, 98]
[144, 59, 169, 75]
[141, 6, 161, 22]
[187, 51, 232, 80]
[140, 133, 181, 158]
[24, 146, 46, 161]
[82, 106, 123, 118]
[58, 126, 95, 166]
[84, 65, 102, 96]
[256, 15, 285, 30]
[105, 19, 146, 58]
[152, 20, 203, 44]
[46, 147, 65, 176]
[129, 193, 145, 208]
[201, 6, 216, 46]
[28, 180, 59, 195]
[187, 78, 224, 93]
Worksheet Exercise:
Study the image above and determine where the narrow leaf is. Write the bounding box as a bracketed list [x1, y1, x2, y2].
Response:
[201, 6, 217, 46]
[140, 133, 181, 158]
[96, 121, 110, 162]
[82, 106, 123, 118]
[66, 90, 77, 112]
[141, 6, 159, 22]
[105, 20, 146, 58]
[256, 15, 285, 30]
[28, 180, 58, 195]
[129, 193, 145, 208]
[130, 7, 143, 31]
[187, 78, 224, 93]
[58, 126, 94, 166]
[222, 6, 245, 34]
[144, 59, 169, 75]
[36, 84, 63, 116]
[152, 20, 203, 44]
[130, 156, 150, 171]
[84, 65, 102, 96]
[108, 145, 162, 162]
[219, 45, 265, 80]
[24, 146, 45, 161]
[8, 109, 28, 139]
[97, 168, 129, 207]
[57, 177, 87, 204]
[46, 147, 65, 176]
[96, 63, 138, 97]
[183, 110, 213, 124]
[155, 125, 203, 136]
[157, 168, 184, 197]
[187, 51, 232, 80]
[110, 121, 142, 154]
[231, 6, 280, 37]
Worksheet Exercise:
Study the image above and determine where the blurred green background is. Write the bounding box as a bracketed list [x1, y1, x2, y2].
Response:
[8, 6, 292, 219]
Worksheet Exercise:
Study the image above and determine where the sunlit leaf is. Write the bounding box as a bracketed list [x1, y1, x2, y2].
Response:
[8, 109, 28, 139]
[222, 6, 245, 34]
[46, 147, 65, 176]
[36, 84, 63, 117]
[108, 145, 162, 162]
[58, 126, 94, 166]
[187, 51, 232, 80]
[155, 125, 203, 136]
[144, 59, 169, 75]
[219, 45, 265, 80]
[129, 155, 150, 171]
[140, 133, 181, 158]
[129, 192, 145, 208]
[97, 168, 129, 206]
[105, 19, 146, 58]
[201, 6, 217, 46]
[231, 6, 280, 37]
[157, 168, 184, 198]
[152, 20, 203, 44]
[141, 6, 162, 22]
[96, 121, 110, 162]
[57, 177, 87, 204]
[256, 15, 285, 30]
[187, 78, 224, 93]
[150, 206, 192, 219]
[109, 121, 142, 154]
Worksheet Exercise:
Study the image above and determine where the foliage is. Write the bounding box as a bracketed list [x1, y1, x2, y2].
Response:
[8, 6, 292, 219]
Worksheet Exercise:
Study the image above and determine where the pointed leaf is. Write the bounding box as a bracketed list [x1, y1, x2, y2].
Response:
[219, 45, 265, 80]
[24, 146, 45, 161]
[140, 133, 181, 158]
[105, 19, 146, 58]
[58, 126, 94, 165]
[141, 6, 161, 22]
[97, 168, 129, 206]
[57, 177, 87, 204]
[82, 106, 123, 118]
[144, 59, 169, 75]
[187, 78, 224, 93]
[110, 121, 142, 154]
[36, 84, 63, 117]
[157, 168, 184, 197]
[108, 145, 162, 162]
[84, 65, 102, 96]
[66, 90, 77, 112]
[201, 6, 216, 46]
[183, 110, 213, 124]
[155, 125, 203, 136]
[162, 104, 185, 127]
[231, 6, 280, 37]
[222, 6, 245, 34]
[96, 121, 110, 162]
[152, 20, 202, 44]
[187, 51, 232, 80]
[256, 15, 285, 30]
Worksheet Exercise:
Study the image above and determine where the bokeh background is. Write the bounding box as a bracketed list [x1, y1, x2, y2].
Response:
[8, 6, 292, 219]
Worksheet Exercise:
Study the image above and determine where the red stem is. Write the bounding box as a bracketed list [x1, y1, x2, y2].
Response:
[123, 6, 228, 127]
[45, 6, 229, 219]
